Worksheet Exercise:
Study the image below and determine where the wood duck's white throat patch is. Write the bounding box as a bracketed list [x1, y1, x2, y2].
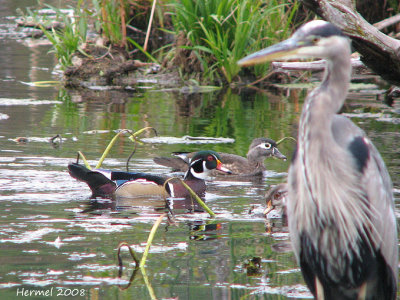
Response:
[189, 160, 211, 180]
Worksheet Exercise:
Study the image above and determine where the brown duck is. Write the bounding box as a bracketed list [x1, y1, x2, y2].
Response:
[154, 138, 286, 177]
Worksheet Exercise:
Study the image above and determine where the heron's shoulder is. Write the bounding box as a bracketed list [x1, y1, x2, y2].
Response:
[331, 115, 365, 143]
[331, 115, 370, 171]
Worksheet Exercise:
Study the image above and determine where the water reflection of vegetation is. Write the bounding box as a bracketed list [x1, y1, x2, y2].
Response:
[53, 87, 298, 165]
[111, 220, 304, 299]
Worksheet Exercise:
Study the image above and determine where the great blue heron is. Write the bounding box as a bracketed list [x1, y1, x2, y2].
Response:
[238, 20, 398, 299]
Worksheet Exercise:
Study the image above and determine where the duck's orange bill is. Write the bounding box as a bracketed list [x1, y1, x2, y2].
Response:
[216, 160, 232, 174]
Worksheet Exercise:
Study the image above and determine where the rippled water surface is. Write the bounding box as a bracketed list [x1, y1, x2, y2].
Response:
[1, 3, 400, 300]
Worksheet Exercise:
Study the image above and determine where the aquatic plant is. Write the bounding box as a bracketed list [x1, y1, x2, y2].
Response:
[170, 0, 299, 83]
[26, 0, 152, 69]
[90, 0, 166, 60]
[91, 0, 126, 47]
[21, 0, 298, 83]
[32, 1, 89, 70]
[75, 127, 157, 170]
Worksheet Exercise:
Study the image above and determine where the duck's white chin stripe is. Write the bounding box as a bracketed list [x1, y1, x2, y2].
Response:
[191, 168, 210, 180]
[168, 182, 175, 197]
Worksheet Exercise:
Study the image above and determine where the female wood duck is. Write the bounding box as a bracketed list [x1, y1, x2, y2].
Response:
[68, 150, 231, 199]
[264, 183, 288, 218]
[153, 138, 287, 177]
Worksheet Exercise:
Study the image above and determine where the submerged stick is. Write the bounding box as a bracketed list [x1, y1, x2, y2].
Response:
[125, 141, 138, 172]
[128, 126, 158, 142]
[116, 242, 140, 288]
[139, 213, 166, 268]
[117, 241, 140, 269]
[95, 127, 157, 169]
[126, 127, 157, 171]
[77, 151, 91, 169]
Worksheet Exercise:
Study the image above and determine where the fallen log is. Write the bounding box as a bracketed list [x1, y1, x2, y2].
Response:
[302, 0, 400, 85]
[271, 57, 366, 72]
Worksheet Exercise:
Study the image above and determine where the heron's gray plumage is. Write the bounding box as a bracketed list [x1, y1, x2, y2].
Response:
[239, 20, 398, 299]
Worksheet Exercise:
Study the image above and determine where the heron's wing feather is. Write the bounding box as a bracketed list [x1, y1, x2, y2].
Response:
[331, 115, 364, 145]
[332, 115, 397, 281]
[359, 138, 398, 280]
[286, 146, 301, 260]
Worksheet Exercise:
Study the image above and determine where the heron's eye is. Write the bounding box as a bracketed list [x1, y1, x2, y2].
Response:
[264, 143, 271, 149]
[312, 37, 320, 44]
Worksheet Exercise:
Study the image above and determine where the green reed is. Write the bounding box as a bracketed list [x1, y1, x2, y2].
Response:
[91, 0, 125, 47]
[31, 1, 88, 70]
[23, 0, 299, 83]
[171, 0, 299, 83]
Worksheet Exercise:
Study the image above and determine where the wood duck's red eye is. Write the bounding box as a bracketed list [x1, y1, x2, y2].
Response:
[207, 155, 214, 161]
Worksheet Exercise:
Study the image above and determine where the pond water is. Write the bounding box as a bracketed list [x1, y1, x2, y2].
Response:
[1, 4, 400, 300]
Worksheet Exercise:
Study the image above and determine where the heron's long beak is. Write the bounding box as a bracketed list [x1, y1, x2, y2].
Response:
[216, 160, 232, 174]
[238, 37, 303, 67]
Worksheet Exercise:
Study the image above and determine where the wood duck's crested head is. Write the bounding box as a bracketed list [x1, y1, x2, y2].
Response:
[185, 150, 232, 180]
[248, 138, 287, 162]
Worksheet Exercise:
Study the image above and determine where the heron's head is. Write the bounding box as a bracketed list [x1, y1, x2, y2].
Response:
[238, 20, 349, 66]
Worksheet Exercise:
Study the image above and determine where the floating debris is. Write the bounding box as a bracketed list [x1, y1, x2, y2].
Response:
[0, 113, 9, 120]
[10, 136, 68, 143]
[12, 137, 29, 144]
[141, 135, 235, 144]
[0, 98, 61, 106]
[82, 130, 112, 134]
[0, 228, 59, 244]
[46, 236, 64, 248]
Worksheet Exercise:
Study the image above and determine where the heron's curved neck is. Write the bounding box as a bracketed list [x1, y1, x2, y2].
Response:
[298, 39, 352, 204]
[316, 42, 352, 115]
[323, 60, 351, 111]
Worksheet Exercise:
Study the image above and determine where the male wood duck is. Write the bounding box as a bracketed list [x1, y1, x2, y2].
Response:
[153, 138, 287, 177]
[68, 150, 231, 199]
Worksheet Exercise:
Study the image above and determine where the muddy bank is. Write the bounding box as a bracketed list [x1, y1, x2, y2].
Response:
[63, 44, 183, 90]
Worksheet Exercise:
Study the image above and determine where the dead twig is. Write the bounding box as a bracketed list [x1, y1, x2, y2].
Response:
[143, 0, 157, 52]
[374, 13, 400, 31]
